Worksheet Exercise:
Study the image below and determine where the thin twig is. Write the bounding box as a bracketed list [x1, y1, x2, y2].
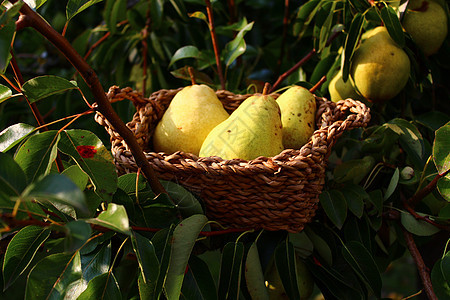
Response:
[269, 49, 317, 93]
[401, 226, 438, 300]
[276, 0, 290, 77]
[13, 1, 168, 198]
[205, 0, 225, 90]
[309, 75, 327, 94]
[9, 50, 65, 172]
[409, 170, 449, 208]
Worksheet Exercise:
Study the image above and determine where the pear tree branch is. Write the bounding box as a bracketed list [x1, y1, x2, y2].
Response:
[13, 1, 168, 198]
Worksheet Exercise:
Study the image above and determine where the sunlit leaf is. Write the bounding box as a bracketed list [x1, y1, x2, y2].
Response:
[437, 176, 450, 202]
[25, 252, 82, 300]
[23, 0, 48, 9]
[0, 123, 35, 152]
[0, 83, 12, 104]
[66, 0, 104, 21]
[169, 45, 201, 67]
[131, 232, 159, 285]
[21, 75, 78, 104]
[76, 272, 121, 300]
[58, 129, 117, 202]
[62, 164, 89, 191]
[87, 203, 131, 235]
[15, 130, 60, 183]
[165, 214, 208, 299]
[223, 22, 254, 67]
[2, 226, 50, 289]
[433, 122, 450, 175]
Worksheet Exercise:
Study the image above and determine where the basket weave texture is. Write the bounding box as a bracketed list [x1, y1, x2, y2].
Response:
[94, 86, 371, 233]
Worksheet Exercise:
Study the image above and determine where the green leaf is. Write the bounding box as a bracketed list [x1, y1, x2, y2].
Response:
[0, 123, 35, 152]
[437, 176, 450, 202]
[80, 241, 111, 282]
[274, 240, 301, 300]
[0, 152, 27, 197]
[0, 20, 15, 74]
[23, 0, 48, 9]
[341, 241, 382, 297]
[288, 231, 314, 259]
[117, 173, 147, 194]
[160, 180, 203, 217]
[170, 66, 214, 84]
[2, 226, 50, 290]
[223, 22, 254, 67]
[21, 75, 78, 104]
[149, 0, 164, 29]
[107, 0, 126, 35]
[58, 129, 117, 202]
[188, 11, 207, 22]
[384, 168, 400, 200]
[169, 45, 200, 67]
[15, 130, 60, 183]
[76, 272, 121, 300]
[400, 211, 440, 236]
[333, 156, 375, 184]
[182, 255, 218, 300]
[165, 214, 208, 300]
[380, 6, 405, 47]
[342, 13, 364, 81]
[25, 252, 82, 300]
[431, 258, 450, 298]
[22, 173, 89, 215]
[87, 203, 131, 235]
[293, 0, 321, 37]
[0, 83, 12, 104]
[168, 0, 188, 22]
[319, 190, 347, 229]
[304, 226, 332, 266]
[434, 122, 450, 175]
[64, 220, 92, 252]
[318, 2, 336, 51]
[340, 184, 367, 218]
[386, 119, 425, 168]
[442, 251, 450, 282]
[66, 0, 104, 21]
[218, 242, 245, 300]
[62, 165, 89, 191]
[131, 232, 159, 285]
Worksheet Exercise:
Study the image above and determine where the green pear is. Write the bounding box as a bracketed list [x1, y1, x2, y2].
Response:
[199, 93, 283, 160]
[402, 0, 448, 56]
[276, 86, 316, 149]
[328, 70, 365, 103]
[265, 254, 314, 300]
[350, 26, 411, 103]
[153, 84, 229, 156]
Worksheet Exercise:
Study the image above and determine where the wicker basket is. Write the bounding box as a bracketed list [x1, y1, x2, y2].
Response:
[94, 86, 371, 233]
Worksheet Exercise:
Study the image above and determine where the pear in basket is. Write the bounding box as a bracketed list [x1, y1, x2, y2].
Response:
[153, 84, 229, 156]
[199, 90, 283, 160]
[276, 85, 316, 149]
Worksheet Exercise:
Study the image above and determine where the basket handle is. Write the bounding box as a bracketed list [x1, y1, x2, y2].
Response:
[314, 97, 371, 151]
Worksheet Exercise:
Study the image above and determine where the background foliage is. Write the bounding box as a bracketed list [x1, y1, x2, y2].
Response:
[0, 0, 449, 299]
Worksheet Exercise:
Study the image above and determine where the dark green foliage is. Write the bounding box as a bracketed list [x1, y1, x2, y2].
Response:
[0, 0, 449, 299]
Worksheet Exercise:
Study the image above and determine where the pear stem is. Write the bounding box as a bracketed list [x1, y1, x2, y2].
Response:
[188, 67, 196, 85]
[309, 75, 327, 94]
[262, 82, 270, 95]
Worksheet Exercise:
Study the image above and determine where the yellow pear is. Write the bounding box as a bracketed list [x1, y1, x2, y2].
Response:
[350, 26, 411, 103]
[153, 84, 229, 156]
[328, 70, 365, 103]
[402, 0, 448, 56]
[265, 254, 314, 300]
[199, 93, 283, 160]
[276, 86, 316, 149]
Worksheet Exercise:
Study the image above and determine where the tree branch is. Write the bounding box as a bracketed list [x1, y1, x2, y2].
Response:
[401, 226, 438, 300]
[205, 0, 226, 90]
[409, 170, 449, 208]
[14, 2, 168, 197]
